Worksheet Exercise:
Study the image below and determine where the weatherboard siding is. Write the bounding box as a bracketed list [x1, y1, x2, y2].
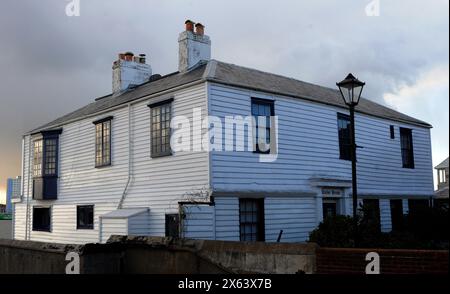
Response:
[183, 196, 317, 242]
[214, 197, 240, 241]
[13, 79, 434, 244]
[183, 204, 215, 239]
[208, 83, 434, 196]
[379, 199, 392, 232]
[128, 212, 152, 236]
[264, 196, 317, 242]
[14, 83, 209, 243]
[100, 217, 128, 243]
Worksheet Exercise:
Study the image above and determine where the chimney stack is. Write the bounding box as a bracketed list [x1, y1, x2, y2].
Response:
[112, 51, 152, 94]
[178, 19, 211, 72]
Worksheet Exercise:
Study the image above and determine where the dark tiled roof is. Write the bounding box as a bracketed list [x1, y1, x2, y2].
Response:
[30, 64, 207, 133]
[31, 60, 431, 133]
[435, 157, 449, 169]
[208, 61, 431, 127]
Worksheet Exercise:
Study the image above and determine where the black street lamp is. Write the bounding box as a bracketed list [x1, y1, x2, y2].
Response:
[337, 73, 365, 244]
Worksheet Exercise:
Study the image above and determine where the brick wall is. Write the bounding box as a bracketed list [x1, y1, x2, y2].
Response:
[317, 247, 448, 274]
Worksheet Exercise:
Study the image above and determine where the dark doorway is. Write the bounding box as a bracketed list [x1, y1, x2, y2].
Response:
[165, 214, 179, 238]
[390, 199, 404, 231]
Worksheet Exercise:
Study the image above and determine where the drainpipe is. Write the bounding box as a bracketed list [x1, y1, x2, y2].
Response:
[117, 103, 132, 209]
[25, 136, 32, 240]
[20, 137, 25, 201]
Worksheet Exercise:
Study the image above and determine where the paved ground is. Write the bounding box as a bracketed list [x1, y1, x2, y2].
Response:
[0, 220, 12, 239]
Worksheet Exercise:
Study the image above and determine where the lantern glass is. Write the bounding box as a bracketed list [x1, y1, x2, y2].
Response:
[337, 73, 365, 106]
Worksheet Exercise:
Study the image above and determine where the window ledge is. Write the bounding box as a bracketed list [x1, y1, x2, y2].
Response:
[151, 152, 172, 159]
[95, 163, 112, 169]
[32, 229, 51, 232]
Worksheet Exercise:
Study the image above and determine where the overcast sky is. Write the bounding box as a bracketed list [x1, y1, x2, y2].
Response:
[0, 0, 448, 203]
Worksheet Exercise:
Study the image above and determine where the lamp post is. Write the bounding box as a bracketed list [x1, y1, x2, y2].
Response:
[336, 73, 365, 244]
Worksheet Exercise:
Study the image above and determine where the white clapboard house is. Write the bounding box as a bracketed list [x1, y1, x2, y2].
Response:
[12, 21, 434, 244]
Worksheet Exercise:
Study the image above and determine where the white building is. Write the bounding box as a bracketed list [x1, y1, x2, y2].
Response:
[12, 21, 434, 244]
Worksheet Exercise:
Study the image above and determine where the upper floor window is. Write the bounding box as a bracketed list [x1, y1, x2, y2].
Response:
[438, 168, 447, 184]
[32, 130, 62, 200]
[33, 139, 43, 177]
[400, 127, 414, 168]
[32, 131, 61, 178]
[44, 138, 57, 175]
[251, 98, 274, 153]
[148, 98, 173, 158]
[390, 125, 395, 139]
[93, 117, 112, 167]
[337, 113, 351, 160]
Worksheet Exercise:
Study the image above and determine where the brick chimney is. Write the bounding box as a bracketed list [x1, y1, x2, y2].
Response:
[112, 52, 152, 94]
[178, 20, 211, 72]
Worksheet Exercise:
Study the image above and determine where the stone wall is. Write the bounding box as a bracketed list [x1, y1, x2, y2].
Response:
[1, 237, 447, 274]
[0, 236, 316, 274]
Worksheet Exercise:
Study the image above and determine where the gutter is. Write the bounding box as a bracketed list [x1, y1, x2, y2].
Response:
[25, 136, 32, 240]
[20, 137, 25, 202]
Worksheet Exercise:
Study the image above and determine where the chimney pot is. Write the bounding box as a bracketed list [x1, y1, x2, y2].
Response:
[139, 54, 146, 63]
[185, 19, 195, 32]
[195, 23, 204, 36]
[124, 51, 134, 61]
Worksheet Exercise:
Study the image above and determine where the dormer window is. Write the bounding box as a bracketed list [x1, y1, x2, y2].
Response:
[32, 129, 62, 200]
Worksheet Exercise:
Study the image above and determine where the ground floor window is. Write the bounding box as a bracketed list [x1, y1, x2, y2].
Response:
[77, 205, 94, 229]
[32, 207, 51, 232]
[408, 199, 430, 216]
[390, 199, 404, 231]
[362, 199, 381, 231]
[239, 198, 265, 242]
[434, 198, 449, 210]
[165, 214, 179, 238]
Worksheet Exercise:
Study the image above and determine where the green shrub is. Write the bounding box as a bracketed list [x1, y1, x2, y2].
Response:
[308, 215, 355, 248]
[309, 204, 449, 249]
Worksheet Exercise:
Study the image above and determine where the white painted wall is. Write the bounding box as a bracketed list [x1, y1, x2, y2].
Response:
[100, 218, 128, 243]
[182, 204, 215, 239]
[208, 83, 434, 197]
[14, 83, 209, 244]
[183, 196, 318, 243]
[265, 196, 317, 242]
[380, 199, 392, 232]
[14, 80, 434, 244]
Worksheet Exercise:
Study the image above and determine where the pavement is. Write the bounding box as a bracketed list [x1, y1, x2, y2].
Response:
[0, 220, 12, 239]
